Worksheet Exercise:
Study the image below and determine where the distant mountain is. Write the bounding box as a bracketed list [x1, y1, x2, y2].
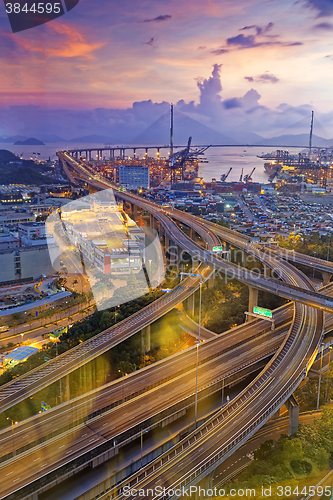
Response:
[227, 130, 264, 144]
[0, 135, 28, 143]
[131, 110, 237, 145]
[68, 134, 115, 144]
[14, 138, 45, 146]
[0, 149, 19, 162]
[257, 134, 333, 147]
[0, 149, 62, 185]
[36, 134, 65, 143]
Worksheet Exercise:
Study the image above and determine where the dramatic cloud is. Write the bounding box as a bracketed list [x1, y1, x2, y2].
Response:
[212, 23, 303, 52]
[245, 73, 279, 84]
[211, 48, 229, 54]
[146, 37, 155, 46]
[0, 64, 332, 143]
[240, 22, 274, 35]
[143, 15, 172, 22]
[314, 22, 333, 29]
[302, 0, 333, 17]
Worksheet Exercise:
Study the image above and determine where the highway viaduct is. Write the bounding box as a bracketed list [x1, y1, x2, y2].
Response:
[0, 152, 327, 500]
[65, 143, 310, 161]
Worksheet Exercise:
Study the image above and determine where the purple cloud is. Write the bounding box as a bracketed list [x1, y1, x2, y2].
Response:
[227, 34, 257, 47]
[211, 48, 229, 55]
[143, 15, 171, 23]
[146, 37, 155, 46]
[314, 22, 333, 29]
[302, 0, 333, 17]
[240, 22, 274, 36]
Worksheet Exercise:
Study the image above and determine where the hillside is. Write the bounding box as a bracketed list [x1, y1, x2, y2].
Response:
[0, 149, 59, 185]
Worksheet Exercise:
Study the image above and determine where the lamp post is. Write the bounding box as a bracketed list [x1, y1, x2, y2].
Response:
[313, 251, 317, 278]
[118, 369, 127, 403]
[140, 429, 148, 468]
[21, 333, 24, 345]
[7, 418, 18, 457]
[325, 346, 332, 402]
[317, 344, 324, 410]
[327, 233, 331, 262]
[180, 272, 203, 428]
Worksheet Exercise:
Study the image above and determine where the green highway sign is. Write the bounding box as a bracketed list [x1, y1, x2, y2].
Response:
[253, 306, 273, 319]
[212, 246, 223, 252]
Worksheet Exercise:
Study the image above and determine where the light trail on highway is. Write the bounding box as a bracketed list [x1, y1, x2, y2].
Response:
[0, 152, 328, 500]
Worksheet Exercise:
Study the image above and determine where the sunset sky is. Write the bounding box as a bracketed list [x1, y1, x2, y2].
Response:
[1, 0, 333, 140]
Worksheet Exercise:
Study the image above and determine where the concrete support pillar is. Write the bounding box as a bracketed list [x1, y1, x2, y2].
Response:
[263, 264, 271, 279]
[241, 249, 246, 267]
[271, 408, 280, 421]
[322, 272, 332, 286]
[177, 246, 183, 270]
[189, 227, 195, 240]
[131, 204, 138, 221]
[195, 472, 214, 499]
[141, 325, 151, 354]
[164, 232, 170, 250]
[286, 395, 299, 435]
[208, 272, 214, 289]
[187, 293, 195, 316]
[150, 214, 157, 229]
[65, 374, 70, 402]
[168, 242, 177, 267]
[248, 286, 258, 315]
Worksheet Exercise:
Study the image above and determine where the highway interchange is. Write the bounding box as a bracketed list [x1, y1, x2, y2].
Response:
[0, 152, 332, 499]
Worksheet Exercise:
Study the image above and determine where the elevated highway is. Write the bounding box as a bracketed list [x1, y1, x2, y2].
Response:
[113, 259, 323, 499]
[0, 152, 323, 499]
[56, 153, 326, 499]
[0, 266, 215, 414]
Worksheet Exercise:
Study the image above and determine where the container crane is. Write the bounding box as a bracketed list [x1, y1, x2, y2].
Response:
[239, 168, 243, 182]
[244, 167, 256, 183]
[169, 136, 210, 182]
[220, 168, 232, 182]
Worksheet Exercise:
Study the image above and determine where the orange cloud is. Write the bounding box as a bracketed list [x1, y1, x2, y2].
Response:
[47, 22, 105, 58]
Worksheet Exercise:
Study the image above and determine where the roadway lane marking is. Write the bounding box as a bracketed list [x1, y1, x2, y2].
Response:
[13, 478, 20, 483]
[6, 471, 13, 476]
[65, 450, 72, 454]
[58, 445, 65, 449]
[41, 463, 48, 468]
[89, 439, 95, 443]
[33, 457, 41, 462]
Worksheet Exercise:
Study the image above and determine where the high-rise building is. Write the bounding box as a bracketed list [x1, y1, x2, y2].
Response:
[119, 165, 150, 189]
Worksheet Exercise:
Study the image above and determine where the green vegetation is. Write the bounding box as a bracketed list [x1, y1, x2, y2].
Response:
[279, 232, 333, 262]
[295, 369, 333, 411]
[0, 149, 60, 185]
[189, 275, 286, 334]
[0, 308, 187, 430]
[225, 408, 333, 496]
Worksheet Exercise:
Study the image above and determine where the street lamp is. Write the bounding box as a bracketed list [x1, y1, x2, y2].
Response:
[21, 333, 24, 344]
[118, 369, 127, 403]
[180, 272, 203, 428]
[313, 252, 317, 278]
[325, 346, 332, 402]
[140, 429, 148, 468]
[6, 418, 18, 456]
[317, 344, 324, 410]
[327, 233, 331, 262]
